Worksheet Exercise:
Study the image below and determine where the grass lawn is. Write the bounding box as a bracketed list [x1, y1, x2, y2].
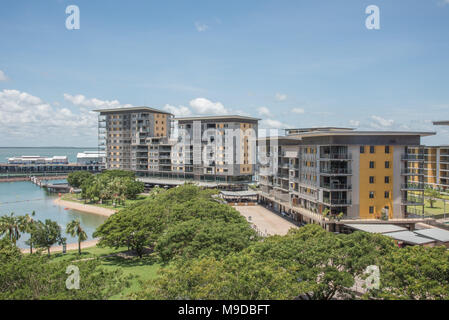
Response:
[61, 193, 150, 210]
[423, 199, 449, 215]
[49, 245, 161, 299]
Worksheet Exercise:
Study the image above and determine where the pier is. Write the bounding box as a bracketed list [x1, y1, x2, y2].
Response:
[0, 163, 101, 181]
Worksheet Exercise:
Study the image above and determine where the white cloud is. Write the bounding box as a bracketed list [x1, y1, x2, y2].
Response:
[257, 106, 272, 117]
[291, 108, 305, 114]
[0, 89, 98, 145]
[189, 97, 228, 115]
[163, 104, 192, 117]
[275, 93, 287, 101]
[259, 119, 291, 129]
[349, 120, 360, 127]
[370, 115, 394, 129]
[0, 70, 8, 81]
[194, 22, 209, 32]
[63, 93, 134, 109]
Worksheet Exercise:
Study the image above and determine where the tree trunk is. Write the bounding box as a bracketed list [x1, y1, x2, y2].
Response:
[78, 240, 81, 254]
[29, 243, 33, 254]
[47, 247, 51, 257]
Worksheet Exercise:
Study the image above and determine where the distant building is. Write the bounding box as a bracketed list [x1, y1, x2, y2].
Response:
[7, 155, 68, 165]
[76, 151, 106, 165]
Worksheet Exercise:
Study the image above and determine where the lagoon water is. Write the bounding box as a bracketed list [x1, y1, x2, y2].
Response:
[0, 180, 107, 249]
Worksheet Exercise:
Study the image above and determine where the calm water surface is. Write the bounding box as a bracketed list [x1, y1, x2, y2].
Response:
[0, 180, 107, 249]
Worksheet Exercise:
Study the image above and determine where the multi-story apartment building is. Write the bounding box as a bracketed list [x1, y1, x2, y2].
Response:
[258, 127, 434, 225]
[407, 121, 449, 191]
[171, 115, 259, 184]
[95, 107, 173, 171]
[95, 108, 259, 188]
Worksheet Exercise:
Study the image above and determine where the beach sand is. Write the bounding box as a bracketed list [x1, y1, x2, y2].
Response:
[54, 198, 117, 217]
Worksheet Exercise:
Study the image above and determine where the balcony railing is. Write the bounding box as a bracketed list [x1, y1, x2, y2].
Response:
[322, 198, 352, 205]
[402, 154, 424, 161]
[401, 183, 425, 190]
[401, 169, 424, 175]
[320, 168, 352, 175]
[321, 183, 352, 190]
[402, 197, 424, 205]
[319, 153, 352, 160]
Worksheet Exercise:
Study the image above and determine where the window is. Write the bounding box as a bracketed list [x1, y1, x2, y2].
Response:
[369, 191, 375, 199]
[385, 146, 390, 154]
[385, 176, 390, 184]
[369, 161, 375, 169]
[360, 146, 365, 154]
[369, 176, 375, 184]
[370, 146, 375, 154]
[385, 161, 390, 169]
[384, 191, 390, 198]
[369, 206, 374, 214]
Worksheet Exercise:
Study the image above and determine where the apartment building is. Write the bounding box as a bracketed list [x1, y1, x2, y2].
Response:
[171, 115, 259, 184]
[407, 146, 449, 191]
[95, 108, 259, 188]
[95, 107, 173, 171]
[258, 127, 434, 224]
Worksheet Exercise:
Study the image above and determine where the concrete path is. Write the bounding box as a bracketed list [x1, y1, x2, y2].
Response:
[234, 205, 298, 236]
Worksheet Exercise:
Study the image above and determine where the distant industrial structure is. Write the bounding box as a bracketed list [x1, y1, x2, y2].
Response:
[76, 151, 106, 166]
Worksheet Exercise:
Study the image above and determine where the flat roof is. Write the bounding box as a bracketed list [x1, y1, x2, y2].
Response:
[433, 121, 449, 125]
[344, 223, 407, 234]
[93, 106, 173, 115]
[175, 115, 260, 122]
[220, 190, 258, 197]
[259, 130, 435, 141]
[286, 127, 355, 133]
[414, 228, 449, 242]
[383, 231, 435, 245]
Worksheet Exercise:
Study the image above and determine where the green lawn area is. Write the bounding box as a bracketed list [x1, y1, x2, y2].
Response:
[61, 193, 150, 210]
[50, 245, 160, 299]
[424, 199, 449, 215]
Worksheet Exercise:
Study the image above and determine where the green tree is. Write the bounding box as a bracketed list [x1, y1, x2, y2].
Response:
[66, 219, 88, 254]
[156, 218, 258, 263]
[67, 171, 93, 188]
[33, 219, 63, 256]
[366, 245, 449, 300]
[0, 213, 28, 246]
[0, 252, 129, 299]
[428, 189, 440, 208]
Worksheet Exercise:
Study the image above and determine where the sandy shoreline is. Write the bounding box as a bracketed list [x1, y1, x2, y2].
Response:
[54, 198, 117, 217]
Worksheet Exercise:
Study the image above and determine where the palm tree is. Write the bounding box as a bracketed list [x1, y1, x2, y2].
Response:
[24, 211, 37, 253]
[66, 219, 88, 254]
[0, 213, 28, 246]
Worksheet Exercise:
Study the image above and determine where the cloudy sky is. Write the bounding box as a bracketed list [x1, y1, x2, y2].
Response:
[1, 0, 449, 147]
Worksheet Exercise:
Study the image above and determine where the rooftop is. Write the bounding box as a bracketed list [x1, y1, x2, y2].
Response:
[433, 120, 449, 126]
[175, 115, 260, 122]
[93, 106, 173, 115]
[259, 129, 435, 141]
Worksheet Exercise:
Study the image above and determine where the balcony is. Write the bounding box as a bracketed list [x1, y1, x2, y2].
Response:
[402, 196, 424, 206]
[320, 168, 352, 175]
[319, 153, 352, 160]
[401, 154, 424, 161]
[322, 198, 352, 206]
[401, 169, 424, 176]
[401, 183, 425, 190]
[321, 183, 352, 190]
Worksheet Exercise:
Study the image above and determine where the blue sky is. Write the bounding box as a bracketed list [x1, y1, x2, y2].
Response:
[0, 0, 449, 146]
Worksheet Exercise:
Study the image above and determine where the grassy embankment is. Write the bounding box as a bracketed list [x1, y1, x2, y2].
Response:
[50, 245, 160, 299]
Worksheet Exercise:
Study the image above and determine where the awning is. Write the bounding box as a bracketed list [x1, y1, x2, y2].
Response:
[220, 190, 258, 197]
[414, 228, 449, 243]
[343, 223, 407, 234]
[383, 231, 435, 245]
